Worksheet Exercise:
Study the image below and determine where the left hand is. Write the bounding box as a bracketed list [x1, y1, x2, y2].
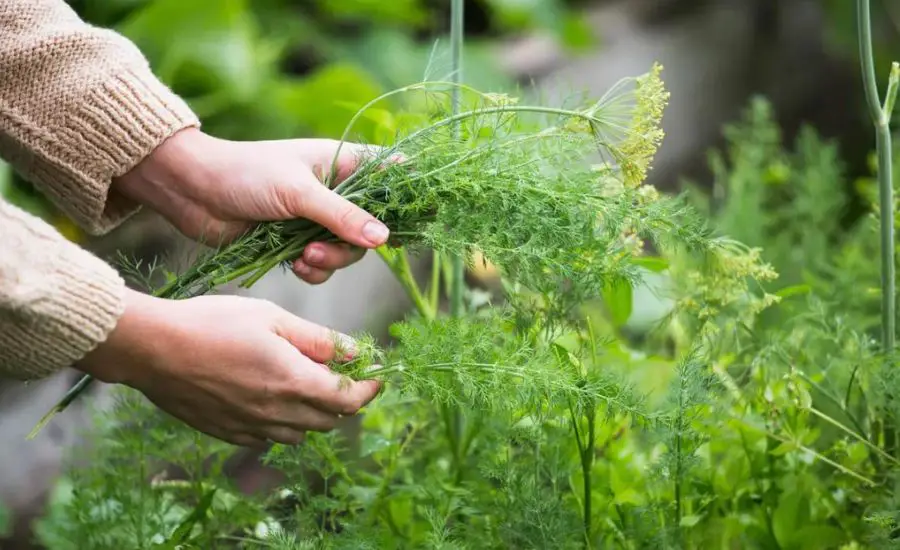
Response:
[113, 128, 389, 284]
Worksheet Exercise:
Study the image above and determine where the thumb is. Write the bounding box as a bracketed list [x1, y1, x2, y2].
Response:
[282, 170, 390, 248]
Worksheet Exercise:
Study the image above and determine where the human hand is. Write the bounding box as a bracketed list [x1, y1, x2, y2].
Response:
[114, 128, 389, 285]
[77, 288, 381, 447]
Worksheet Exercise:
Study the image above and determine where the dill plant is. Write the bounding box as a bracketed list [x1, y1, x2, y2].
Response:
[33, 63, 685, 428]
[25, 2, 900, 548]
[30, 55, 793, 549]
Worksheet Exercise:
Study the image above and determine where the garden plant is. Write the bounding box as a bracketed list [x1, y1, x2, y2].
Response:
[24, 0, 900, 548]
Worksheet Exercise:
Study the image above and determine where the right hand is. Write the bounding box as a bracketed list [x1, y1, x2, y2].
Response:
[77, 288, 381, 447]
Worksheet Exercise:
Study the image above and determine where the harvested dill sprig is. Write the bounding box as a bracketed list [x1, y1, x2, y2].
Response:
[31, 65, 682, 435]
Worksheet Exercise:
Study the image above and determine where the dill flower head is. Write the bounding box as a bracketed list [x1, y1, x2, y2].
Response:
[618, 63, 669, 188]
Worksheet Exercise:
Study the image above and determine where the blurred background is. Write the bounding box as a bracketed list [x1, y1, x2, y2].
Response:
[0, 0, 897, 546]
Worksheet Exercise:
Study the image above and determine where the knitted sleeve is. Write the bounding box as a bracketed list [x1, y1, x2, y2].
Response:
[0, 0, 198, 379]
[0, 0, 199, 235]
[0, 199, 125, 379]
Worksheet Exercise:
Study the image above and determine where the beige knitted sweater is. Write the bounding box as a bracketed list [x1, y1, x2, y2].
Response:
[0, 0, 198, 380]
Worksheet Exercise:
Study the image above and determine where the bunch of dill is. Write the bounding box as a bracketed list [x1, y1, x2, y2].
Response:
[32, 64, 710, 433]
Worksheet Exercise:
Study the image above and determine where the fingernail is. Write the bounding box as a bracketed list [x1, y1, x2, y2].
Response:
[305, 246, 324, 266]
[294, 261, 312, 276]
[362, 220, 390, 245]
[336, 334, 358, 359]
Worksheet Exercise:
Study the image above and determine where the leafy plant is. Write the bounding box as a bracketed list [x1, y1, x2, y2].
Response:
[29, 45, 767, 547]
[27, 2, 900, 550]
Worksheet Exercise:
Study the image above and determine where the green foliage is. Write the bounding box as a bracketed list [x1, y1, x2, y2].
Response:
[25, 8, 900, 550]
[0, 501, 10, 538]
[37, 67, 864, 550]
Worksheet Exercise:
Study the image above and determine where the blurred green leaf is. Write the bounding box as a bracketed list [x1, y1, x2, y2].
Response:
[119, 0, 276, 101]
[773, 491, 808, 548]
[775, 284, 811, 299]
[152, 488, 217, 548]
[632, 256, 669, 273]
[679, 514, 703, 528]
[559, 12, 596, 51]
[603, 280, 633, 328]
[0, 502, 10, 538]
[270, 64, 384, 139]
[314, 0, 428, 26]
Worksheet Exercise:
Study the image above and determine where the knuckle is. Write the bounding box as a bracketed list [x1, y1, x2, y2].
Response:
[335, 203, 360, 230]
[312, 335, 336, 360]
[251, 400, 280, 423]
[274, 181, 310, 217]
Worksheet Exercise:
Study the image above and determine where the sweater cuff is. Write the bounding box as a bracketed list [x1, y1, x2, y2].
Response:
[0, 203, 125, 380]
[30, 67, 199, 235]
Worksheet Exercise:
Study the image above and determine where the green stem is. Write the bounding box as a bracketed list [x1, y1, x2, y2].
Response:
[377, 246, 434, 320]
[877, 124, 896, 355]
[429, 250, 442, 312]
[858, 0, 883, 126]
[445, 0, 468, 487]
[447, 3, 467, 318]
[883, 62, 900, 119]
[582, 406, 596, 548]
[858, 0, 899, 456]
[858, 0, 897, 355]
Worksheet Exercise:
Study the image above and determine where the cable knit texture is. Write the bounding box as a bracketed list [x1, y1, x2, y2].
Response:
[0, 0, 200, 379]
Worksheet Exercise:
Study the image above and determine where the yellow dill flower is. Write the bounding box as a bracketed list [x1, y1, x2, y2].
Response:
[619, 63, 670, 188]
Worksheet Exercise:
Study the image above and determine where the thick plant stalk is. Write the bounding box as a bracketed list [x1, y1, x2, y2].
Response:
[858, 0, 900, 455]
[858, 0, 899, 355]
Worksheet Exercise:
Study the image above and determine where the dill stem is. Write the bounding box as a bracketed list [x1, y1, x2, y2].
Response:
[857, 0, 899, 457]
[429, 250, 442, 312]
[377, 246, 434, 320]
[443, 0, 468, 490]
[581, 319, 599, 548]
[581, 405, 596, 548]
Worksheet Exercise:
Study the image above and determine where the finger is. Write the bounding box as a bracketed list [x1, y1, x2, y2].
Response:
[299, 140, 383, 186]
[294, 361, 383, 416]
[291, 170, 390, 248]
[273, 314, 357, 363]
[291, 261, 334, 285]
[302, 242, 365, 271]
[269, 324, 382, 415]
[200, 425, 268, 449]
[257, 426, 308, 445]
[229, 433, 270, 449]
[266, 404, 339, 434]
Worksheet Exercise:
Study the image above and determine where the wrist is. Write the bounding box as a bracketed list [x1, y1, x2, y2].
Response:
[112, 127, 217, 225]
[75, 288, 166, 387]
